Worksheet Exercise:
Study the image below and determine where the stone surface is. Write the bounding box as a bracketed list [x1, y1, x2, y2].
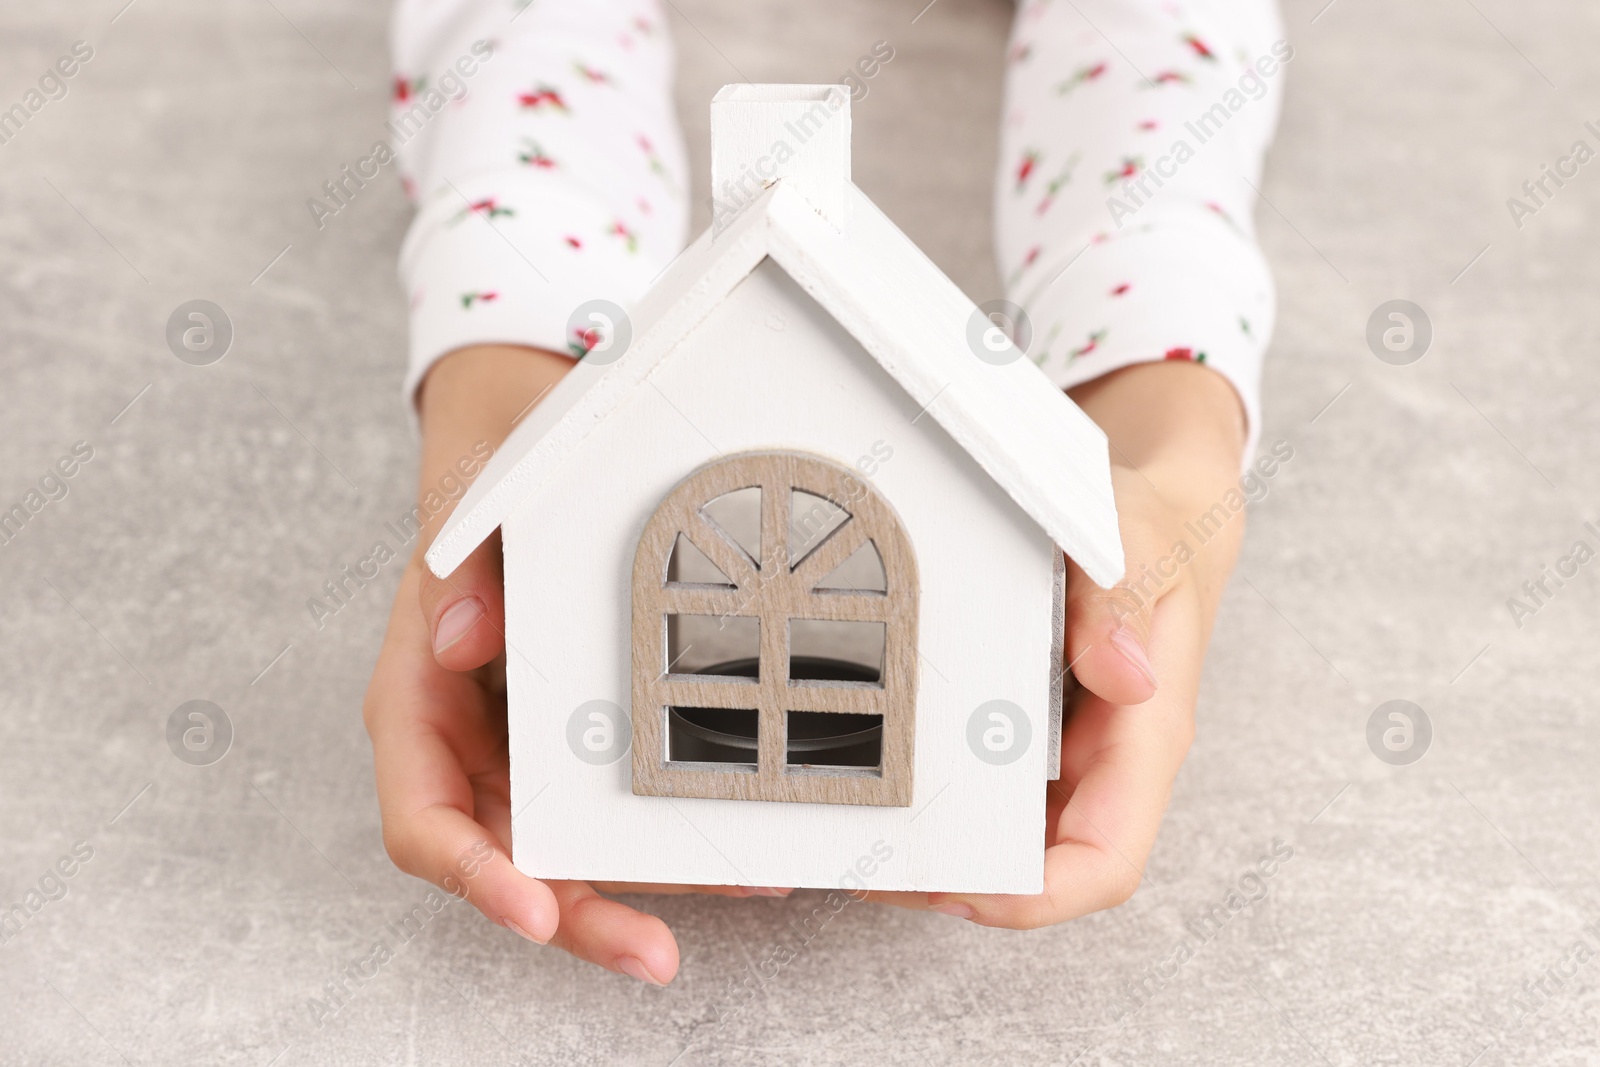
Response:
[1, 0, 1597, 1064]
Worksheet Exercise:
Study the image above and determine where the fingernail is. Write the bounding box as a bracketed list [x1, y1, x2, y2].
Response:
[616, 955, 666, 986]
[1110, 626, 1157, 689]
[502, 918, 548, 945]
[930, 902, 975, 920]
[434, 597, 485, 654]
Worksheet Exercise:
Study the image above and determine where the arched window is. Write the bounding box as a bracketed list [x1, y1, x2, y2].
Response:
[630, 451, 918, 806]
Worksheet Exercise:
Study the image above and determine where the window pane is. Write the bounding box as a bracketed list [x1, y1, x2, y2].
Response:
[789, 489, 850, 566]
[788, 619, 884, 684]
[812, 540, 886, 593]
[700, 486, 762, 567]
[785, 711, 883, 769]
[666, 614, 759, 676]
[666, 533, 736, 586]
[668, 707, 759, 766]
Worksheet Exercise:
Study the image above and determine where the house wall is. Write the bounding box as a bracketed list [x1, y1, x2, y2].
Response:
[502, 259, 1058, 895]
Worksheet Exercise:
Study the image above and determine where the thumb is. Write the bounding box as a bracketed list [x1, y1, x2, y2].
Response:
[420, 529, 506, 672]
[1063, 555, 1158, 707]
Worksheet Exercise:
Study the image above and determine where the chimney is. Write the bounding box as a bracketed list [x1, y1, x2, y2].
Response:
[709, 83, 851, 235]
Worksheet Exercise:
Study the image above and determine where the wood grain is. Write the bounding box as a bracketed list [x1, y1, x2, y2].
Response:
[632, 450, 918, 806]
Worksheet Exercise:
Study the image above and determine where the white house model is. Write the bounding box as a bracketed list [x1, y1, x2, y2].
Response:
[426, 85, 1124, 895]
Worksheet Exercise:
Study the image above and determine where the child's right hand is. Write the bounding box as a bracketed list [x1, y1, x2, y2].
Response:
[361, 344, 784, 986]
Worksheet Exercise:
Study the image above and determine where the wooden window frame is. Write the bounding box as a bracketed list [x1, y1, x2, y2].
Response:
[630, 450, 918, 807]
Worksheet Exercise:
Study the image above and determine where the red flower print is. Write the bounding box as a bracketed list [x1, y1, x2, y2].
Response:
[609, 220, 638, 254]
[1182, 34, 1216, 61]
[564, 236, 582, 249]
[1070, 329, 1107, 359]
[637, 134, 670, 183]
[1008, 41, 1033, 64]
[1003, 245, 1043, 289]
[393, 76, 428, 104]
[1137, 119, 1159, 131]
[1147, 70, 1191, 87]
[1104, 156, 1144, 185]
[460, 291, 498, 310]
[1205, 201, 1243, 234]
[518, 138, 556, 168]
[637, 197, 652, 214]
[632, 15, 655, 35]
[1057, 61, 1107, 95]
[573, 62, 612, 85]
[569, 325, 605, 359]
[1163, 347, 1206, 363]
[1034, 153, 1082, 215]
[1111, 283, 1131, 296]
[1015, 149, 1041, 192]
[450, 198, 515, 226]
[519, 85, 569, 112]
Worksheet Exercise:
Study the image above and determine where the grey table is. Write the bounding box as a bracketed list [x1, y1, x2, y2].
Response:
[2, 0, 1596, 1063]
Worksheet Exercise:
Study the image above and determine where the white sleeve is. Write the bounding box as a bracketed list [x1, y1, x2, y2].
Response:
[390, 0, 689, 401]
[997, 0, 1286, 461]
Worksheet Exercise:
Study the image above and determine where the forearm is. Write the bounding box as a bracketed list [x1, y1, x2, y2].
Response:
[1000, 0, 1286, 467]
[392, 0, 688, 404]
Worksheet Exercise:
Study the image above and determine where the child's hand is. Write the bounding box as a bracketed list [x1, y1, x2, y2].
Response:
[878, 361, 1249, 925]
[362, 345, 777, 987]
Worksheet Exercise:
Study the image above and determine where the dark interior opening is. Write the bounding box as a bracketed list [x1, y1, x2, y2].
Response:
[665, 657, 885, 771]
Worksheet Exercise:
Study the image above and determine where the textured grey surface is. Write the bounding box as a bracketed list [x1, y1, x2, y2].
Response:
[2, 0, 1598, 1064]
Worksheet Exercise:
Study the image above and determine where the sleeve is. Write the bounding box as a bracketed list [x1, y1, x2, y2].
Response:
[390, 0, 690, 403]
[996, 0, 1287, 462]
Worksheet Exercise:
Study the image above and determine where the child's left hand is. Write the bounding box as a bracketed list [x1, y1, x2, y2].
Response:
[873, 361, 1249, 925]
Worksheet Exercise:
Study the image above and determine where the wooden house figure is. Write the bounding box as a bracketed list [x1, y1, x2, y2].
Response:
[426, 85, 1123, 895]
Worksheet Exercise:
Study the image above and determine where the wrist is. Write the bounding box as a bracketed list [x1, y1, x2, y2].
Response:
[413, 344, 573, 550]
[1068, 361, 1246, 513]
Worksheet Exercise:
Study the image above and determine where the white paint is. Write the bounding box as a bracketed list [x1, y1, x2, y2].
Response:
[504, 261, 1056, 893]
[710, 84, 851, 234]
[427, 180, 1124, 588]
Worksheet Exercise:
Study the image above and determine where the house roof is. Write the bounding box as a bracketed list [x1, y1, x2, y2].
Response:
[426, 179, 1126, 588]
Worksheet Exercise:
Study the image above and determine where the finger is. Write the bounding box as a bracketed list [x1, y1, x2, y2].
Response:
[381, 795, 561, 944]
[1064, 551, 1158, 707]
[419, 530, 506, 671]
[545, 881, 681, 985]
[931, 586, 1203, 928]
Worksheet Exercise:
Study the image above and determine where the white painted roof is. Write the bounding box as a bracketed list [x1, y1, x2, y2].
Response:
[426, 180, 1125, 588]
